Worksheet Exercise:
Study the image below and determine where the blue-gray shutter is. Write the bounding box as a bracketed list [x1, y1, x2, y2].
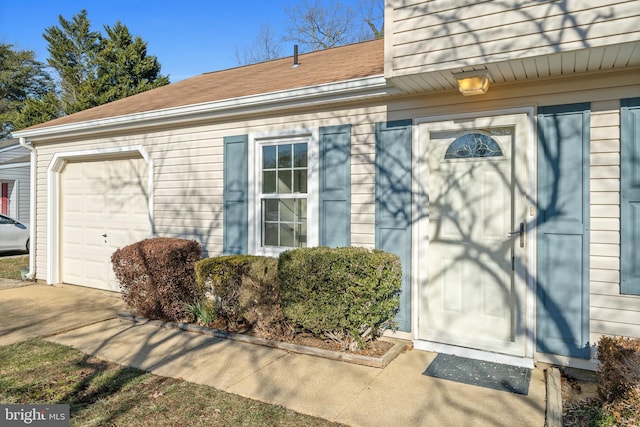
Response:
[223, 135, 248, 255]
[621, 97, 640, 295]
[375, 120, 412, 332]
[319, 125, 351, 247]
[537, 103, 590, 359]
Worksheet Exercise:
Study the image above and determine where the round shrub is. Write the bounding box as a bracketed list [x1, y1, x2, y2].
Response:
[195, 255, 286, 336]
[111, 237, 202, 321]
[278, 246, 401, 350]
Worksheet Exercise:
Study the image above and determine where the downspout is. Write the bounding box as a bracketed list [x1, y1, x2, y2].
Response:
[19, 137, 36, 280]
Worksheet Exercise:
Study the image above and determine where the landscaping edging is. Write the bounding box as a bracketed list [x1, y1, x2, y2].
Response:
[118, 312, 411, 368]
[545, 367, 563, 427]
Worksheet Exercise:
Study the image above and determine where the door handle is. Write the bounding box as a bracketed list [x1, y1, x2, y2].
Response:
[101, 233, 108, 238]
[508, 223, 525, 248]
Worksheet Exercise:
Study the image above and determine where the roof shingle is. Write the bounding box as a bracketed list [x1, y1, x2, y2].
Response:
[27, 38, 384, 130]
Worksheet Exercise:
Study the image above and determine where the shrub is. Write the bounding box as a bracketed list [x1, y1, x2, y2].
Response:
[597, 336, 640, 426]
[598, 336, 640, 403]
[195, 255, 286, 337]
[111, 238, 202, 321]
[278, 246, 401, 350]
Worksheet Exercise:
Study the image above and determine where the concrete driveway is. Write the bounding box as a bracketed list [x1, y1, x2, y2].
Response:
[0, 281, 127, 346]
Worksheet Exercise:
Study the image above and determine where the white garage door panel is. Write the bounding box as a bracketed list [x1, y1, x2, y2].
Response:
[62, 158, 149, 291]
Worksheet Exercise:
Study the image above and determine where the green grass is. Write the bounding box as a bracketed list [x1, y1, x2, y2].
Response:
[0, 340, 345, 427]
[0, 255, 29, 280]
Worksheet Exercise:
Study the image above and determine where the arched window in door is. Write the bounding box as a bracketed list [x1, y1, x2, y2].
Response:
[444, 132, 503, 159]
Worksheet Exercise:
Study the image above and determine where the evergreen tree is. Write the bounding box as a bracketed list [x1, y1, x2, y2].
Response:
[14, 92, 61, 131]
[0, 43, 54, 138]
[95, 22, 169, 105]
[43, 9, 101, 114]
[43, 10, 169, 116]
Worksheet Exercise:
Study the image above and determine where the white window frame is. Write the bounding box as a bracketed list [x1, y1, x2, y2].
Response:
[248, 129, 319, 257]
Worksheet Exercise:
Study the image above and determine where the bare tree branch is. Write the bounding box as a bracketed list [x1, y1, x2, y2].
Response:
[234, 23, 283, 66]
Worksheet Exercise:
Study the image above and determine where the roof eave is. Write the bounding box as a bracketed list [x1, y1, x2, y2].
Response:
[14, 75, 396, 142]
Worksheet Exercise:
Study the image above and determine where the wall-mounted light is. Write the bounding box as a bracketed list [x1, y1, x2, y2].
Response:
[453, 70, 493, 96]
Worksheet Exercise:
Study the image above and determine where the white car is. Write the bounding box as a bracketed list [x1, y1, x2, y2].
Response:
[0, 214, 29, 253]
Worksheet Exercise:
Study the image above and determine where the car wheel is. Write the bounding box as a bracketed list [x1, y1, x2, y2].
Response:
[26, 239, 30, 253]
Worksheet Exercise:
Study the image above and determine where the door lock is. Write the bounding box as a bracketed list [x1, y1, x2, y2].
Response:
[508, 223, 525, 248]
[101, 233, 108, 238]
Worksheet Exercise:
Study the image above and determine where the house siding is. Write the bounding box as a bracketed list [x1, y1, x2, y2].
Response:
[32, 103, 387, 282]
[0, 145, 30, 222]
[384, 71, 640, 356]
[30, 71, 640, 352]
[589, 100, 640, 340]
[0, 168, 29, 222]
[385, 0, 640, 79]
[0, 145, 28, 162]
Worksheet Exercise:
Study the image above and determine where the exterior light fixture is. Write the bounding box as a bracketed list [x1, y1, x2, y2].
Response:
[453, 70, 493, 96]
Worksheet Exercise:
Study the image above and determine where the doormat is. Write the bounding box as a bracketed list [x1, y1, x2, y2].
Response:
[423, 354, 531, 395]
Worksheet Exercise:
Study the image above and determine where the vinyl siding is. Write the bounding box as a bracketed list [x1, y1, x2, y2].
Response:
[0, 166, 30, 222]
[32, 103, 386, 282]
[589, 100, 640, 340]
[386, 0, 640, 78]
[28, 65, 640, 360]
[384, 71, 640, 353]
[0, 146, 30, 223]
[0, 145, 28, 162]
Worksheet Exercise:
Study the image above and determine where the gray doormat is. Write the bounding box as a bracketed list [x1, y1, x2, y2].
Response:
[423, 353, 531, 395]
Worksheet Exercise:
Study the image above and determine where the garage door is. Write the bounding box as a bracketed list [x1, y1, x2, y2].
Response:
[61, 157, 150, 291]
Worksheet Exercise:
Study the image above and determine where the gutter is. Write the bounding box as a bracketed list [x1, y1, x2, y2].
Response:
[18, 137, 36, 280]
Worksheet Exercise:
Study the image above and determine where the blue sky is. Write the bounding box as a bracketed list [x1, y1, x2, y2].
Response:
[0, 0, 370, 82]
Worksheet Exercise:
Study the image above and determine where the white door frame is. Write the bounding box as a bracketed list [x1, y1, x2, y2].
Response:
[46, 145, 154, 285]
[412, 107, 536, 368]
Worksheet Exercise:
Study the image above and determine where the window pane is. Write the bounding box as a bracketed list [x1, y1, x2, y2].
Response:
[278, 144, 292, 168]
[294, 143, 307, 167]
[264, 222, 279, 246]
[278, 170, 292, 193]
[264, 199, 279, 221]
[294, 169, 307, 193]
[280, 199, 295, 222]
[444, 133, 503, 159]
[263, 171, 276, 193]
[280, 223, 294, 247]
[296, 223, 307, 247]
[263, 146, 276, 168]
[261, 198, 307, 248]
[297, 199, 307, 220]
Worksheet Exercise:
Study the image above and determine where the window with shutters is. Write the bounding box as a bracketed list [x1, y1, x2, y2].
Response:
[250, 132, 319, 256]
[260, 142, 308, 248]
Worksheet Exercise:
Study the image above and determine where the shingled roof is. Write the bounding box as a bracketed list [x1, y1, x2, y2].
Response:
[26, 38, 384, 131]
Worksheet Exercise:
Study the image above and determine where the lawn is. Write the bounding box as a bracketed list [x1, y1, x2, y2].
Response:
[0, 340, 344, 427]
[0, 255, 29, 280]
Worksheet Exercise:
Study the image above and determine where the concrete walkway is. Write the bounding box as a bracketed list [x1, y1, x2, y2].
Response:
[0, 282, 547, 426]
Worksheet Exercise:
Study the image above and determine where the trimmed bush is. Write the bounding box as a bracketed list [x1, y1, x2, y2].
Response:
[598, 336, 640, 402]
[278, 246, 401, 350]
[111, 237, 202, 321]
[195, 255, 286, 337]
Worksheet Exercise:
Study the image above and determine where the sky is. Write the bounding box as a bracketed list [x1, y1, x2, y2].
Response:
[0, 0, 370, 82]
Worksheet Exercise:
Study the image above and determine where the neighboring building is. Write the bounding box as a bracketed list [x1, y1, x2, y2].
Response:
[14, 1, 640, 370]
[0, 139, 30, 223]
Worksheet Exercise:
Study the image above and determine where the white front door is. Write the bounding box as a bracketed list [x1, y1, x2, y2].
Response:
[417, 113, 530, 358]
